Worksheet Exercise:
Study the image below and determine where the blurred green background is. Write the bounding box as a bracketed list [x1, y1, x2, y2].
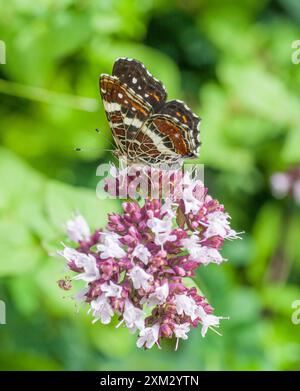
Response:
[0, 0, 300, 371]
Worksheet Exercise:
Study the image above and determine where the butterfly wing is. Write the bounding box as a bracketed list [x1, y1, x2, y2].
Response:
[113, 57, 167, 112]
[129, 98, 200, 165]
[129, 113, 199, 165]
[100, 58, 200, 165]
[99, 74, 152, 155]
[158, 99, 201, 153]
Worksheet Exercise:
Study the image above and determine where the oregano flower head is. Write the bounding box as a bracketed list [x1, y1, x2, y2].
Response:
[58, 166, 240, 350]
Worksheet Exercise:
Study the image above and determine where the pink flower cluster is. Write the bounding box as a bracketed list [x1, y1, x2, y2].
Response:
[58, 169, 239, 350]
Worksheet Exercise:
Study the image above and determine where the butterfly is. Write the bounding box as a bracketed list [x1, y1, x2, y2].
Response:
[99, 58, 201, 166]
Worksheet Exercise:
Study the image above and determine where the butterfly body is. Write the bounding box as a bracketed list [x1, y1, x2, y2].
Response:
[100, 58, 200, 166]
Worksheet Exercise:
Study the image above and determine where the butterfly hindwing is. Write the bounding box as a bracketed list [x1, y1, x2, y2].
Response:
[158, 100, 201, 152]
[129, 114, 196, 165]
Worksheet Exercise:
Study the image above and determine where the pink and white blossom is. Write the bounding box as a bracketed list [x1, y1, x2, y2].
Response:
[128, 265, 153, 290]
[132, 244, 151, 265]
[58, 168, 238, 350]
[97, 232, 126, 259]
[90, 294, 114, 324]
[200, 314, 223, 337]
[101, 281, 122, 298]
[136, 324, 160, 349]
[160, 198, 177, 219]
[147, 217, 177, 247]
[174, 323, 190, 339]
[182, 236, 224, 265]
[65, 214, 91, 243]
[123, 299, 145, 333]
[142, 283, 169, 306]
[73, 254, 100, 282]
[174, 294, 198, 321]
[204, 211, 232, 239]
[182, 175, 204, 214]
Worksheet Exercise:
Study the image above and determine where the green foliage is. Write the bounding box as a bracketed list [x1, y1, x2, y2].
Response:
[0, 0, 300, 371]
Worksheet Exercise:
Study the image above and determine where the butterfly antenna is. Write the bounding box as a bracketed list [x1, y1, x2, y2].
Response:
[74, 127, 117, 154]
[74, 146, 114, 153]
[95, 128, 116, 149]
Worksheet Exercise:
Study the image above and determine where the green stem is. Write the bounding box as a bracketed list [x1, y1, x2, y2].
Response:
[0, 79, 99, 112]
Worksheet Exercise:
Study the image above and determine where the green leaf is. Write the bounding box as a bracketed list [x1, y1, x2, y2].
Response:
[45, 180, 120, 233]
[89, 321, 135, 359]
[0, 147, 44, 211]
[199, 85, 253, 172]
[227, 288, 261, 325]
[247, 202, 282, 284]
[8, 274, 40, 316]
[261, 284, 300, 317]
[285, 211, 300, 271]
[0, 218, 42, 276]
[282, 127, 300, 164]
[0, 351, 61, 371]
[219, 61, 299, 126]
[0, 147, 56, 241]
[222, 234, 253, 266]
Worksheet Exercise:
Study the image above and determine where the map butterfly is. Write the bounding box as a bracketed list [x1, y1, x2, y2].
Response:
[99, 58, 201, 166]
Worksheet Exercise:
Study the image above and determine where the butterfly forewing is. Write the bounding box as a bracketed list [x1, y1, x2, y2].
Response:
[113, 58, 167, 112]
[100, 74, 152, 154]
